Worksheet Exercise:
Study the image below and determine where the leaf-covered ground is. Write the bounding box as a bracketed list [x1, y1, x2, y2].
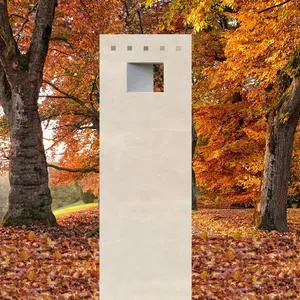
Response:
[0, 207, 99, 299]
[1, 207, 299, 299]
[192, 209, 300, 299]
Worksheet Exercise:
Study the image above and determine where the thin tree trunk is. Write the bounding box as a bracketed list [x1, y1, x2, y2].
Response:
[254, 76, 300, 231]
[192, 121, 197, 210]
[2, 87, 56, 226]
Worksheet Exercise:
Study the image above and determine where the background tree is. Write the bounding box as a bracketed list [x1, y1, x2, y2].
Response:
[146, 0, 300, 231]
[37, 0, 125, 195]
[40, 0, 169, 195]
[1, 0, 169, 201]
[211, 0, 299, 231]
[1, 0, 298, 231]
[0, 0, 57, 226]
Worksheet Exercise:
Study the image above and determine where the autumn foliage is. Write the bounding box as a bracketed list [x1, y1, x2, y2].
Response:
[39, 0, 124, 195]
[0, 0, 298, 211]
[145, 0, 300, 207]
[0, 0, 299, 298]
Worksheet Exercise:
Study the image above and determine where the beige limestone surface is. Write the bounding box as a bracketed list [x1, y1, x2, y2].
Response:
[100, 34, 191, 300]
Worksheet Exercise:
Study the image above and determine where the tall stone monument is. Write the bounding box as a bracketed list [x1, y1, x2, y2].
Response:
[100, 34, 191, 299]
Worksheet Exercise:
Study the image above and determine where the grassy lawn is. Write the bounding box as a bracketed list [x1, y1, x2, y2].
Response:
[53, 202, 98, 217]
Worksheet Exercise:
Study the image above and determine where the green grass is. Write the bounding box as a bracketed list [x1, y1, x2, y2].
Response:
[53, 202, 98, 217]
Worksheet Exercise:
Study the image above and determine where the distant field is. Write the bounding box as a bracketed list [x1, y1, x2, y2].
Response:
[53, 202, 98, 216]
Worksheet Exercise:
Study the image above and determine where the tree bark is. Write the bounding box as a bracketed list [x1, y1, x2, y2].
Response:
[0, 0, 57, 226]
[2, 86, 56, 226]
[254, 76, 300, 231]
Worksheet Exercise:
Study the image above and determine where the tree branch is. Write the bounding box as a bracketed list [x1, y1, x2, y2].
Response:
[15, 19, 29, 43]
[136, 6, 144, 34]
[50, 36, 74, 49]
[39, 95, 73, 99]
[9, 14, 27, 21]
[258, 0, 292, 13]
[13, 3, 38, 43]
[88, 76, 99, 113]
[44, 80, 91, 109]
[0, 0, 20, 83]
[63, 122, 98, 131]
[28, 0, 57, 81]
[47, 163, 99, 173]
[40, 110, 96, 122]
[43, 80, 99, 123]
[43, 80, 87, 108]
[48, 47, 71, 56]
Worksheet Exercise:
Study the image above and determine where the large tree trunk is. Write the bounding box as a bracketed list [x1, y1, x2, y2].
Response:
[2, 85, 56, 226]
[254, 76, 300, 231]
[0, 0, 57, 226]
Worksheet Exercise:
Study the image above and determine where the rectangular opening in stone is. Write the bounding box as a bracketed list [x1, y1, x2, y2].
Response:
[127, 63, 164, 93]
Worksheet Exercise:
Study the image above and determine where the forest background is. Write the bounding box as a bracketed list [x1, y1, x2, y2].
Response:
[0, 0, 299, 221]
[0, 1, 298, 297]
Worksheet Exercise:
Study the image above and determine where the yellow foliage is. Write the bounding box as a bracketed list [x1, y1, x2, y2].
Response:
[27, 270, 34, 281]
[231, 232, 243, 239]
[200, 270, 208, 280]
[206, 149, 222, 161]
[243, 128, 264, 142]
[233, 270, 241, 280]
[22, 250, 29, 260]
[200, 231, 208, 240]
[55, 251, 62, 259]
[28, 231, 36, 240]
[226, 250, 235, 260]
[222, 0, 236, 8]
